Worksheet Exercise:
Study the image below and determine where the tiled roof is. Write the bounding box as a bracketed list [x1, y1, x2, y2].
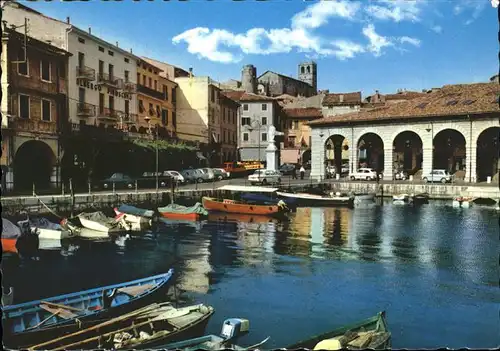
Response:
[283, 107, 323, 119]
[221, 90, 276, 102]
[384, 91, 427, 101]
[322, 92, 362, 106]
[309, 83, 500, 126]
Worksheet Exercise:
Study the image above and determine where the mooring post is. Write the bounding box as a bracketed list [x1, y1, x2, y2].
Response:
[62, 182, 65, 196]
[112, 182, 115, 194]
[88, 181, 91, 195]
[135, 180, 138, 193]
[171, 180, 175, 205]
[70, 178, 75, 216]
[32, 183, 35, 197]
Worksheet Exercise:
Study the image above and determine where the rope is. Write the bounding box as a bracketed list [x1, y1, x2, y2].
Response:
[33, 192, 63, 219]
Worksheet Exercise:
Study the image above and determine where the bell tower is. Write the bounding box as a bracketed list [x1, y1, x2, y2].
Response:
[298, 62, 317, 92]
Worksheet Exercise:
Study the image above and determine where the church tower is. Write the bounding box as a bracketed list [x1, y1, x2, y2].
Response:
[241, 64, 257, 94]
[298, 62, 317, 92]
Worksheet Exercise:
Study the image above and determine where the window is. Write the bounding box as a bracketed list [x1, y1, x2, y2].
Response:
[143, 75, 146, 85]
[108, 64, 114, 79]
[98, 60, 104, 76]
[137, 72, 140, 83]
[78, 52, 84, 68]
[261, 117, 267, 125]
[79, 87, 85, 103]
[262, 133, 267, 142]
[261, 103, 267, 111]
[125, 100, 130, 115]
[41, 99, 51, 121]
[124, 70, 129, 83]
[243, 133, 249, 141]
[287, 136, 296, 147]
[108, 50, 114, 56]
[19, 94, 30, 119]
[162, 109, 168, 125]
[154, 80, 157, 90]
[156, 105, 161, 117]
[172, 111, 177, 128]
[99, 93, 105, 113]
[242, 117, 251, 126]
[78, 37, 85, 44]
[149, 77, 152, 87]
[210, 88, 214, 103]
[222, 108, 226, 122]
[109, 95, 115, 111]
[243, 104, 248, 111]
[41, 60, 51, 81]
[17, 48, 28, 75]
[139, 99, 144, 113]
[149, 103, 154, 116]
[124, 57, 130, 63]
[293, 121, 299, 129]
[163, 85, 168, 100]
[98, 46, 104, 52]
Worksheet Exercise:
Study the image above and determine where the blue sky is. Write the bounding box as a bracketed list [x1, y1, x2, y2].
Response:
[20, 0, 499, 96]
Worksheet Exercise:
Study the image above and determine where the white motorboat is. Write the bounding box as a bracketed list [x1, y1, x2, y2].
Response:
[392, 194, 410, 202]
[276, 191, 354, 207]
[77, 212, 122, 233]
[79, 228, 111, 239]
[114, 205, 153, 231]
[27, 217, 75, 240]
[453, 196, 473, 208]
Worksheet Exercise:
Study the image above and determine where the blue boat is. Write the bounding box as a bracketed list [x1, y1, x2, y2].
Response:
[217, 185, 297, 209]
[116, 204, 155, 218]
[2, 269, 174, 348]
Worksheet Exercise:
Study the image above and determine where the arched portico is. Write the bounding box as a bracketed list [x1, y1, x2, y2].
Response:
[476, 127, 500, 182]
[357, 132, 384, 172]
[13, 140, 56, 190]
[324, 134, 350, 175]
[433, 129, 466, 175]
[393, 131, 423, 176]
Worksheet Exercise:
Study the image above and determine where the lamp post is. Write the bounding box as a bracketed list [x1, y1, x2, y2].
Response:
[246, 117, 262, 164]
[145, 116, 159, 193]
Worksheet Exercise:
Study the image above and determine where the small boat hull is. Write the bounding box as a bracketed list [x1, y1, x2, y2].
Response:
[160, 212, 202, 221]
[392, 194, 409, 202]
[354, 193, 376, 202]
[202, 197, 285, 216]
[276, 192, 354, 208]
[32, 227, 73, 240]
[77, 212, 122, 233]
[453, 197, 473, 208]
[1, 238, 18, 254]
[158, 203, 208, 221]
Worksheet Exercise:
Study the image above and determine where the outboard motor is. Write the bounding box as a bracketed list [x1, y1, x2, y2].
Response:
[220, 318, 250, 341]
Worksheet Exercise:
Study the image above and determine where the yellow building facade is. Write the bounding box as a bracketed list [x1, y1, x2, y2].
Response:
[134, 59, 177, 137]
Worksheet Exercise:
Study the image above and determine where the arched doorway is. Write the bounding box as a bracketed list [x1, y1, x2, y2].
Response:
[14, 140, 56, 190]
[357, 133, 384, 171]
[301, 149, 311, 166]
[433, 129, 466, 173]
[476, 127, 499, 182]
[324, 135, 349, 174]
[393, 131, 423, 173]
[130, 125, 138, 133]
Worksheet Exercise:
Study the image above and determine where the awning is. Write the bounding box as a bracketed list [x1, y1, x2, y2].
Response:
[196, 152, 207, 160]
[238, 148, 266, 162]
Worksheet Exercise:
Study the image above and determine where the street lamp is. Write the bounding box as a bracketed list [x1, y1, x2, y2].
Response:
[246, 117, 262, 164]
[144, 116, 159, 193]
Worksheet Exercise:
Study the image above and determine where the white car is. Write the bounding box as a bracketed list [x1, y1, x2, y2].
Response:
[422, 169, 452, 183]
[350, 168, 382, 181]
[248, 169, 281, 185]
[163, 170, 185, 183]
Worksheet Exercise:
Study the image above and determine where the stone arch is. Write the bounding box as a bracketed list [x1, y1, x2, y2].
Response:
[324, 134, 350, 174]
[357, 132, 384, 171]
[14, 140, 56, 190]
[476, 127, 499, 182]
[301, 66, 305, 74]
[138, 126, 147, 134]
[307, 66, 311, 73]
[393, 131, 423, 174]
[433, 128, 466, 173]
[129, 125, 138, 133]
[301, 149, 311, 165]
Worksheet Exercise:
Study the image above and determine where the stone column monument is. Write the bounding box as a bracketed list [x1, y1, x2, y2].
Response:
[266, 125, 283, 171]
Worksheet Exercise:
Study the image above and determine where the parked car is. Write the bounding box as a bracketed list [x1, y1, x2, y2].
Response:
[350, 168, 382, 181]
[248, 169, 282, 185]
[180, 169, 202, 183]
[213, 168, 230, 180]
[100, 173, 135, 189]
[163, 170, 185, 184]
[341, 163, 350, 174]
[140, 171, 173, 188]
[279, 163, 296, 175]
[421, 169, 453, 183]
[199, 168, 215, 182]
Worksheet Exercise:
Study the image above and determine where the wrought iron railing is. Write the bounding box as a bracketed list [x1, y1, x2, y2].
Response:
[97, 73, 123, 87]
[77, 102, 96, 117]
[137, 84, 166, 100]
[76, 66, 96, 81]
[97, 107, 120, 120]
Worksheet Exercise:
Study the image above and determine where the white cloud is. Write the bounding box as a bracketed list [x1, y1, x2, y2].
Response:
[453, 0, 488, 25]
[172, 0, 422, 63]
[398, 36, 421, 47]
[431, 25, 443, 34]
[365, 0, 425, 22]
[362, 24, 393, 57]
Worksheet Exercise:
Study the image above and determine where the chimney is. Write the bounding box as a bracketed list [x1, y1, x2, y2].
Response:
[130, 48, 133, 54]
[375, 90, 379, 94]
[116, 41, 119, 47]
[189, 67, 193, 78]
[339, 94, 344, 103]
[66, 17, 70, 24]
[88, 27, 91, 35]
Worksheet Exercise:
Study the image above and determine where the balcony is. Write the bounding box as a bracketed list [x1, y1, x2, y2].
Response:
[97, 107, 120, 121]
[96, 73, 123, 88]
[11, 118, 57, 134]
[76, 66, 96, 81]
[122, 112, 138, 124]
[137, 84, 165, 101]
[119, 81, 137, 94]
[76, 102, 96, 117]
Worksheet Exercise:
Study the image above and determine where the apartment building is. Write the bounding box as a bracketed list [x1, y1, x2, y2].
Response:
[219, 94, 239, 162]
[1, 26, 71, 191]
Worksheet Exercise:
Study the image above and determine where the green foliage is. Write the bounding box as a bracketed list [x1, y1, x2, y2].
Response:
[131, 139, 197, 152]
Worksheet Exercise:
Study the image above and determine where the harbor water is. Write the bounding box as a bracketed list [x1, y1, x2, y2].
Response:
[2, 202, 499, 349]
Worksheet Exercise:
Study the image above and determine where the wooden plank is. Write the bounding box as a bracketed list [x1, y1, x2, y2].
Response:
[347, 332, 373, 348]
[39, 304, 77, 320]
[117, 284, 154, 297]
[40, 300, 84, 312]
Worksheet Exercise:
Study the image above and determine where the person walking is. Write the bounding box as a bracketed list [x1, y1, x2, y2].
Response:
[300, 165, 306, 180]
[292, 166, 298, 179]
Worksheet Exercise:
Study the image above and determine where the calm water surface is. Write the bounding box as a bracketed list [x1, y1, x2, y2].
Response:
[2, 202, 499, 349]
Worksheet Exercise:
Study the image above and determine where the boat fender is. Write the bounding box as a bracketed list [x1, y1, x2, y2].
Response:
[313, 338, 343, 350]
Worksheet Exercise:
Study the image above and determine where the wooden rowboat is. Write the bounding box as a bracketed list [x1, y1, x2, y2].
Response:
[77, 212, 123, 233]
[2, 270, 174, 348]
[202, 197, 287, 216]
[276, 191, 355, 208]
[26, 302, 214, 350]
[286, 311, 391, 350]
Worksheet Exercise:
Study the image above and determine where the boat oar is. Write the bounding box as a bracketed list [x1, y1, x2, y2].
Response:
[27, 302, 162, 350]
[26, 309, 62, 331]
[40, 300, 85, 312]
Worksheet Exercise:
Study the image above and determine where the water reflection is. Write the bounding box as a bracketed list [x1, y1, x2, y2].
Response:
[2, 205, 499, 349]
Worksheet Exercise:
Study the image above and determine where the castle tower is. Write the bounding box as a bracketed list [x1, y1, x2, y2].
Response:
[241, 64, 257, 94]
[298, 62, 317, 92]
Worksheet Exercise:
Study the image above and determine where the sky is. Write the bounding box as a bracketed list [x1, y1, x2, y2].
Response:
[17, 0, 500, 96]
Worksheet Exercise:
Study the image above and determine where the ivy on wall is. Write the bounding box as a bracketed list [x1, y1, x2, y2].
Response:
[131, 139, 197, 152]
